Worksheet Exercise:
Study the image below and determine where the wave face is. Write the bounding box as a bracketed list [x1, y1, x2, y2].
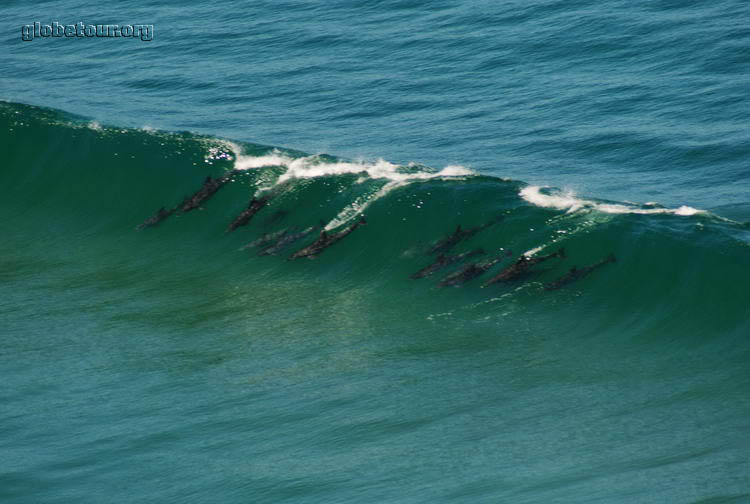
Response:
[3, 102, 750, 503]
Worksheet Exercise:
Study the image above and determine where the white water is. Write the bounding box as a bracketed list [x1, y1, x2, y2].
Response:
[520, 186, 703, 217]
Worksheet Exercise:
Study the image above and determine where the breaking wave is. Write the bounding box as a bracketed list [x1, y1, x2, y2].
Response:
[2, 101, 749, 338]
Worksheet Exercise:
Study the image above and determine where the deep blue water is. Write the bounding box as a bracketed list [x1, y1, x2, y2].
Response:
[2, 1, 750, 502]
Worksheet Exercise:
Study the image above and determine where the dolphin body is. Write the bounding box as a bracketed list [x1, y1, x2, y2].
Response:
[483, 247, 565, 286]
[180, 170, 239, 213]
[410, 249, 486, 280]
[241, 228, 290, 250]
[137, 170, 240, 229]
[137, 206, 174, 230]
[288, 217, 367, 260]
[543, 254, 616, 290]
[428, 218, 501, 255]
[439, 251, 512, 287]
[258, 224, 322, 256]
[227, 196, 271, 233]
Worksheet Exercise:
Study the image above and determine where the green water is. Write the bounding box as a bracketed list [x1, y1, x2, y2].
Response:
[2, 102, 749, 503]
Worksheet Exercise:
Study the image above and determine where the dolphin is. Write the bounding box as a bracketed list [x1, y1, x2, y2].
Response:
[179, 170, 239, 213]
[137, 206, 174, 230]
[288, 217, 367, 260]
[241, 227, 290, 250]
[483, 247, 565, 286]
[543, 254, 616, 290]
[439, 250, 512, 287]
[428, 217, 501, 255]
[227, 196, 271, 233]
[258, 223, 322, 256]
[410, 249, 485, 280]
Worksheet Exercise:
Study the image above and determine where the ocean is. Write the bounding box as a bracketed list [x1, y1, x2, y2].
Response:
[2, 1, 749, 502]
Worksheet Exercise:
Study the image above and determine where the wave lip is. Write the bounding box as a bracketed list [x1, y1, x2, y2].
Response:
[228, 146, 474, 183]
[226, 147, 475, 229]
[519, 186, 704, 217]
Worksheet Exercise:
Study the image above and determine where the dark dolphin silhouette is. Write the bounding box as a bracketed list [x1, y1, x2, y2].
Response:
[483, 247, 565, 286]
[439, 250, 512, 287]
[179, 170, 240, 213]
[241, 228, 290, 250]
[410, 249, 485, 280]
[227, 196, 271, 233]
[543, 254, 616, 290]
[258, 223, 323, 256]
[427, 217, 501, 255]
[289, 217, 367, 260]
[137, 206, 174, 230]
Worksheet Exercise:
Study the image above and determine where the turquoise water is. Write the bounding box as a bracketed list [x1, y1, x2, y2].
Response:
[2, 1, 750, 502]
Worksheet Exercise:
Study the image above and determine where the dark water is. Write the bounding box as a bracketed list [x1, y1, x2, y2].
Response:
[2, 1, 750, 502]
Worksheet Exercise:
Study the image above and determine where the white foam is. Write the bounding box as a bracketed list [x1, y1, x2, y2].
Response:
[520, 186, 704, 217]
[523, 246, 544, 257]
[225, 144, 473, 183]
[519, 186, 585, 213]
[321, 164, 474, 229]
[674, 205, 701, 216]
[235, 148, 291, 170]
[272, 156, 473, 185]
[223, 147, 474, 228]
[324, 181, 405, 230]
